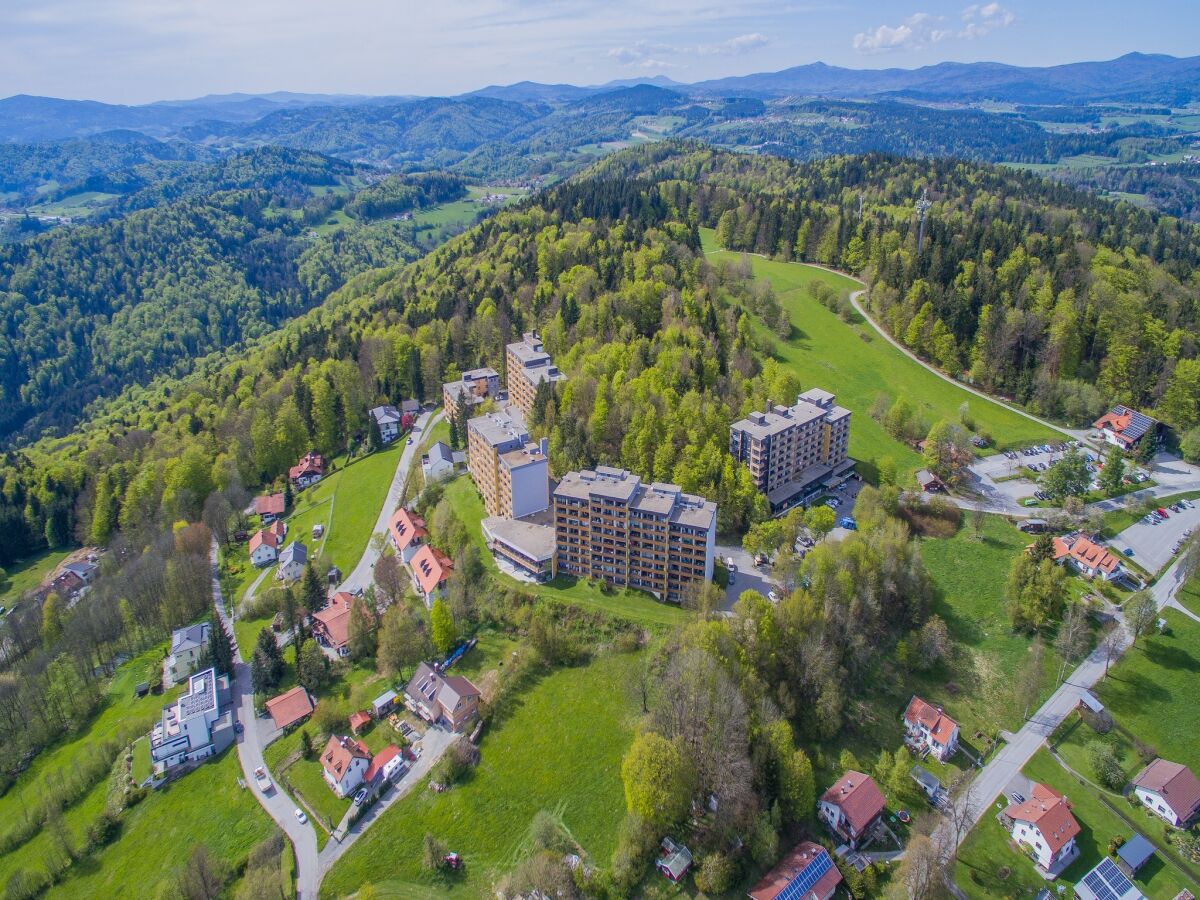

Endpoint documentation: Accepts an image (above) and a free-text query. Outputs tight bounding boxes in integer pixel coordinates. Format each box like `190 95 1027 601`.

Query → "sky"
2 0 1198 104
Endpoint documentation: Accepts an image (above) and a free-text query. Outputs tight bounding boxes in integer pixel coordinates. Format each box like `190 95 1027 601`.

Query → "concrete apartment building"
505 331 566 419
442 366 500 413
149 667 235 774
467 408 550 519
730 387 853 513
553 466 716 602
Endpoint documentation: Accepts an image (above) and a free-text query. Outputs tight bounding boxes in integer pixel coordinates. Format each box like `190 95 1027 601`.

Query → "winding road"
211 406 443 897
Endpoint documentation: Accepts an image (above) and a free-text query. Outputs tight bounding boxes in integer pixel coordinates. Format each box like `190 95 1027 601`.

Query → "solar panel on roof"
1097 858 1134 894
776 851 832 900
1083 870 1117 900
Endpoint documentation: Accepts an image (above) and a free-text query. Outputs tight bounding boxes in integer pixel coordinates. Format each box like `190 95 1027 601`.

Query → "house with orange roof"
289 451 325 489
264 685 314 731
254 492 286 523
748 841 842 900
311 591 364 658
248 528 280 567
408 544 453 606
818 771 886 849
1049 532 1124 581
321 734 372 797
348 710 372 735
363 744 406 796
388 507 428 563
1094 406 1160 452
903 696 960 762
1003 782 1081 874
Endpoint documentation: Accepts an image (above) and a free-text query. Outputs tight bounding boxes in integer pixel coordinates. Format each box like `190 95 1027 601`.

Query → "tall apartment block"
466 408 550 520
442 366 500 414
730 388 853 514
553 466 716 602
505 331 567 419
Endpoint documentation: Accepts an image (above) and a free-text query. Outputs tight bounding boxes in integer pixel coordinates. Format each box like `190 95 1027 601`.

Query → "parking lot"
1110 498 1200 575
717 545 779 610
973 441 1082 480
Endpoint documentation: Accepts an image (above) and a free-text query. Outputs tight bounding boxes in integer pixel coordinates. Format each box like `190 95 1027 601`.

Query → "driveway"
1113 500 1200 576
338 407 443 595
211 542 320 899
717 544 779 611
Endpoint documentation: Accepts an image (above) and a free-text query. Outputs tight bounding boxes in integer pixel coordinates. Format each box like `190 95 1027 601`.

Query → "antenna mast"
915 188 933 252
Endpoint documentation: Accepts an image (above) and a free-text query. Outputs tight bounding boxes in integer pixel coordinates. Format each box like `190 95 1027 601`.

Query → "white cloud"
852 13 951 53
854 3 1014 53
696 32 770 56
608 31 769 68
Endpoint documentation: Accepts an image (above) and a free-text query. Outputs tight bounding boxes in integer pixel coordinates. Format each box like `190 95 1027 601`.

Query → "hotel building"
466 408 550 519
505 331 566 419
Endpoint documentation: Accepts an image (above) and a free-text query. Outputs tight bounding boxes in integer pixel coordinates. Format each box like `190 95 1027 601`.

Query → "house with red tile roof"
1050 532 1123 581
1094 406 1159 452
818 771 886 849
1004 783 1081 874
321 735 371 797
248 528 280 567
264 685 314 731
348 710 372 735
1133 759 1200 827
289 451 325 489
311 592 361 658
408 544 453 606
388 507 428 563
903 696 960 762
254 493 286 523
749 841 842 900
363 744 405 795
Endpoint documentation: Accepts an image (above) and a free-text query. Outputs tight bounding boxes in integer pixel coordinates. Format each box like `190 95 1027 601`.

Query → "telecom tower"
915 188 933 252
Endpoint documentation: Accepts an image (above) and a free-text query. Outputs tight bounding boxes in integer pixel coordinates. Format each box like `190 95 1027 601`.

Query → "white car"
294 808 308 824
768 591 780 602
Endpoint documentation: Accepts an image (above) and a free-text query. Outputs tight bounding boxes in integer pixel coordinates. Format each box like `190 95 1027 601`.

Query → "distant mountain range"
5 53 1200 143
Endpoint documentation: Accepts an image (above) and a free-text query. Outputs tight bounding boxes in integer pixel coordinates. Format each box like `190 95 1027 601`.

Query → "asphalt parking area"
1111 500 1200 575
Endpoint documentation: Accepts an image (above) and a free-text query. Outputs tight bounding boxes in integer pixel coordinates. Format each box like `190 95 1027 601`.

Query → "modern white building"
149 667 234 774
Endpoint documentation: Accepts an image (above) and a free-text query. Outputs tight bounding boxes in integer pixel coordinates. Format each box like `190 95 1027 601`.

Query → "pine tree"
300 561 325 614
367 412 383 453
207 615 234 676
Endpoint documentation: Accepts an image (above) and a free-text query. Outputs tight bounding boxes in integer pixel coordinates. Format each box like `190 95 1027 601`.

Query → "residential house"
149 667 235 773
363 744 405 796
467 408 549 519
422 441 456 483
482 516 555 582
442 366 500 413
62 561 98 586
369 405 404 444
289 451 325 489
404 662 481 731
1075 858 1145 900
1003 783 1081 874
388 508 427 563
408 544 453 606
1132 759 1200 827
165 622 210 686
505 331 567 419
248 529 280 567
730 388 854 513
1094 406 1160 452
1051 532 1124 581
655 838 692 883
553 467 716 602
254 493 286 523
265 685 314 731
748 842 842 900
400 399 421 417
277 541 308 582
311 591 361 658
320 734 372 797
915 469 946 492
903 696 960 762
818 771 886 849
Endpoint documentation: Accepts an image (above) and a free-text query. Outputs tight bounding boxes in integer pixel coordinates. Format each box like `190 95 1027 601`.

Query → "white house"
165 622 210 686
902 696 960 762
370 405 404 444
248 529 279 567
818 771 885 849
421 441 455 482
388 507 427 563
149 667 235 773
277 541 308 582
320 734 371 797
1004 783 1080 874
1132 759 1200 827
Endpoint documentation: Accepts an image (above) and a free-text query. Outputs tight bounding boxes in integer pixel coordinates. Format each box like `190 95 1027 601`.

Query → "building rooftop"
265 685 314 729
554 467 641 502
1005 783 1080 853
427 441 454 464
171 622 210 654
499 442 548 472
483 516 557 562
904 695 958 746
748 841 842 900
821 771 886 835
1117 834 1155 872
507 332 552 366
1076 858 1145 900
254 493 286 516
732 389 850 440
178 668 218 719
370 405 402 426
468 408 530 450
1133 759 1200 818
279 541 308 568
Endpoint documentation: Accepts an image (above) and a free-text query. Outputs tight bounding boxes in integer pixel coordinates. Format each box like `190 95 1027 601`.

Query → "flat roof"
482 516 557 561
468 409 529 449
499 443 547 471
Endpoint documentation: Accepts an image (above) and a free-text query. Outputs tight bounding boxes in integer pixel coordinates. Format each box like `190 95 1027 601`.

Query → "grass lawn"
1093 608 1200 773
701 228 1059 483
0 547 73 608
322 649 643 897
280 753 351 837
322 443 406 573
441 477 690 629
956 749 1190 899
131 737 152 786
1178 576 1200 617
45 749 275 899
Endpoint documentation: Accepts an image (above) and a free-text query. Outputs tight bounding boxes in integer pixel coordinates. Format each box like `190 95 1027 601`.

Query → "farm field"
701 229 1058 483
441 476 690 629
321 648 642 897
408 185 527 244
0 547 73 608
26 190 120 218
955 750 1189 899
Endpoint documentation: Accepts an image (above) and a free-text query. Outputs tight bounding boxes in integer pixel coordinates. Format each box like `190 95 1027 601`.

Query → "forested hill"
0 148 466 443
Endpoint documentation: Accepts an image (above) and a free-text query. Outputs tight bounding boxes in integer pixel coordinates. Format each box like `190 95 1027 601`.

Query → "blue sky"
1 0 1198 104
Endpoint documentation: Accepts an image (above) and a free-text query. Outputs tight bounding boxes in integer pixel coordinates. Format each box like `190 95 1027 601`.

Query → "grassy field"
322 443 405 573
956 749 1189 899
441 477 690 629
700 229 1058 483
1093 608 1200 773
131 737 152 785
322 649 642 897
0 547 73 608
408 186 527 245
44 750 275 899
26 190 119 219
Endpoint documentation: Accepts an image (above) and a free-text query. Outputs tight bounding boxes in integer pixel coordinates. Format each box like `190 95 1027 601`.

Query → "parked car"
1010 792 1025 805
254 766 273 793
768 591 780 602
353 787 368 806
294 808 308 824
839 517 857 530
1157 508 1170 518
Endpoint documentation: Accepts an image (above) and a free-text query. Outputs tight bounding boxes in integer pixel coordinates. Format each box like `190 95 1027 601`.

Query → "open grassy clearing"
26 190 120 218
955 749 1189 899
441 476 690 629
701 228 1058 484
322 648 642 897
320 442 406 573
44 750 275 900
0 547 73 609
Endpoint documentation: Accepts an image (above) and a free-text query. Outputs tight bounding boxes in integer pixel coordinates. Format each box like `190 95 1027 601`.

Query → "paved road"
211 542 320 899
949 554 1192 847
338 407 443 595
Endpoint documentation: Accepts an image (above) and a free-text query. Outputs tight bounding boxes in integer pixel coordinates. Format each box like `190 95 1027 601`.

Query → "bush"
1086 740 1126 790
432 738 479 788
694 853 736 894
609 814 656 895
422 833 448 872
